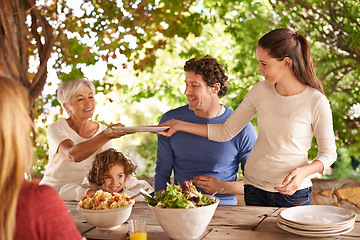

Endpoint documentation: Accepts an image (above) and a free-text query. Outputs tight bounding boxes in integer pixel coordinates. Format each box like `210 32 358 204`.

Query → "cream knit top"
208 81 337 192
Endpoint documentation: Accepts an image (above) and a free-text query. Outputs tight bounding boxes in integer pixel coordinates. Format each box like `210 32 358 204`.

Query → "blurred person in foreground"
40 79 133 198
0 76 83 240
154 56 257 205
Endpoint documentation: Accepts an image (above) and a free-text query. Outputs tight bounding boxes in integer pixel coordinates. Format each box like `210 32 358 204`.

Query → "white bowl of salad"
145 181 219 240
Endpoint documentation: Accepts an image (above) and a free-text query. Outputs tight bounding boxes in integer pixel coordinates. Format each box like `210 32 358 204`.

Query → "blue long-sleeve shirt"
155 105 257 205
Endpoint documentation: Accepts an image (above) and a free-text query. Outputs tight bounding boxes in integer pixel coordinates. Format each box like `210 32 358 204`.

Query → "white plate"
112 126 170 132
277 221 354 237
279 205 357 226
278 218 355 233
277 214 355 231
278 218 355 231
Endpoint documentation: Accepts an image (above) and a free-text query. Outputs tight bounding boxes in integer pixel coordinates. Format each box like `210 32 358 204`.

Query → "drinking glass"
129 219 147 240
24 170 32 182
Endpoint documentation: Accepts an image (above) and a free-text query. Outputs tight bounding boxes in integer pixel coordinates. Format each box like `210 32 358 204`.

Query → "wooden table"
66 202 360 240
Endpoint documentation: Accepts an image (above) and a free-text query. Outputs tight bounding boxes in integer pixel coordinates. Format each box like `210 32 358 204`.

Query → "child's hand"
85 189 97 197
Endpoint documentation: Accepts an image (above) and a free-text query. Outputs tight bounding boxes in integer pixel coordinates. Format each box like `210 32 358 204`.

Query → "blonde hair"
0 77 33 240
57 79 95 107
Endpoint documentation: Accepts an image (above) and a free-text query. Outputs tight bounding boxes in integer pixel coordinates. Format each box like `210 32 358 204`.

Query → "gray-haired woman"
40 79 132 199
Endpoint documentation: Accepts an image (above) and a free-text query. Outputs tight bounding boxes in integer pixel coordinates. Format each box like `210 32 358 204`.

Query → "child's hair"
258 28 324 95
88 148 137 186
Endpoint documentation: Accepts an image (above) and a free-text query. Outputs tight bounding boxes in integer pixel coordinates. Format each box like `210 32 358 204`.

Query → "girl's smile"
102 164 126 193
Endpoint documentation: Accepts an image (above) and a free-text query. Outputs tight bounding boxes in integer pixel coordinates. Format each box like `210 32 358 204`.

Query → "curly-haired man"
154 55 257 205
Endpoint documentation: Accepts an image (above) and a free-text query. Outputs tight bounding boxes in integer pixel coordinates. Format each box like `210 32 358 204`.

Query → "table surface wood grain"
66 201 360 240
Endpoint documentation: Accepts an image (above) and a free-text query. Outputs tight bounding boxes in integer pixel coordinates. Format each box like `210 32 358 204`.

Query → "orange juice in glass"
130 231 147 240
129 219 147 240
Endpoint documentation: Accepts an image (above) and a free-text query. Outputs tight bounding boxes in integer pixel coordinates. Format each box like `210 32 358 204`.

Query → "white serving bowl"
149 196 219 240
79 201 135 230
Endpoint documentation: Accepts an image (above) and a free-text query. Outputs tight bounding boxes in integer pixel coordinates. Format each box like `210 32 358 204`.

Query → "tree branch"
14 0 28 78
26 1 54 84
329 66 355 94
323 64 354 79
25 0 54 106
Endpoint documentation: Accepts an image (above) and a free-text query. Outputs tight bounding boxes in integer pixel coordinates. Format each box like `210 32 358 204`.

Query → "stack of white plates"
277 205 357 237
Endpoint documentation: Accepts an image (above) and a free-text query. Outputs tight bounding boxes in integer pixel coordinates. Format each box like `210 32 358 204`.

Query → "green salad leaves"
145 181 216 208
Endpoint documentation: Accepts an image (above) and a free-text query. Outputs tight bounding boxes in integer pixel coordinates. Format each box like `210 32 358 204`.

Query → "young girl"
59 148 153 201
158 28 337 207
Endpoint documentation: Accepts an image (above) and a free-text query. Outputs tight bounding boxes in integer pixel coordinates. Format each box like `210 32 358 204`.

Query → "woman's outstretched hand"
156 119 208 138
106 123 135 138
156 119 182 137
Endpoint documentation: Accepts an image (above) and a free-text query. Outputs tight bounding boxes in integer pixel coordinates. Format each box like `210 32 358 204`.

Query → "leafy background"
17 0 359 179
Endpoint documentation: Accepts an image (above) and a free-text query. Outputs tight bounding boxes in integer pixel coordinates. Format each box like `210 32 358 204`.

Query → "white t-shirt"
40 119 113 192
208 81 337 192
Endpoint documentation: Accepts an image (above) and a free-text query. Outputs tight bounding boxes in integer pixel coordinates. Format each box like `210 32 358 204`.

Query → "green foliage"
32 125 49 174
40 0 207 80
327 148 360 180
32 0 360 179
137 139 159 177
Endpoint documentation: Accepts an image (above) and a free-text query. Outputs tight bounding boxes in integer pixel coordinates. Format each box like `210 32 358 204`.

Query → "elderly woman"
40 79 131 197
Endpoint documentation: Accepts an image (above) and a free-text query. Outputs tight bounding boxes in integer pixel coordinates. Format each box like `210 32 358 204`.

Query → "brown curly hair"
88 148 137 186
184 55 229 98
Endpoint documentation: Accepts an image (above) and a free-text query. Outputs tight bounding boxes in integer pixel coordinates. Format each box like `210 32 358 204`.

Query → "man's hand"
191 175 225 194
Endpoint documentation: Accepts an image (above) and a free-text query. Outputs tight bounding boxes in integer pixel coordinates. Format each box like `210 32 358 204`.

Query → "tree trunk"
0 0 54 111
0 0 23 79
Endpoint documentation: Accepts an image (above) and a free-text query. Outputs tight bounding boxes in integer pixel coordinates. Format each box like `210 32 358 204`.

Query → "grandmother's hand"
105 123 135 139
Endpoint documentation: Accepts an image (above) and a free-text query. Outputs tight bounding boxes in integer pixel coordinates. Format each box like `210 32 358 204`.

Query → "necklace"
216 105 225 117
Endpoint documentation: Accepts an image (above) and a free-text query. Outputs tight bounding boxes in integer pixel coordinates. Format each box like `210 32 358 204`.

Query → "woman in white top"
40 79 133 195
157 28 337 207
